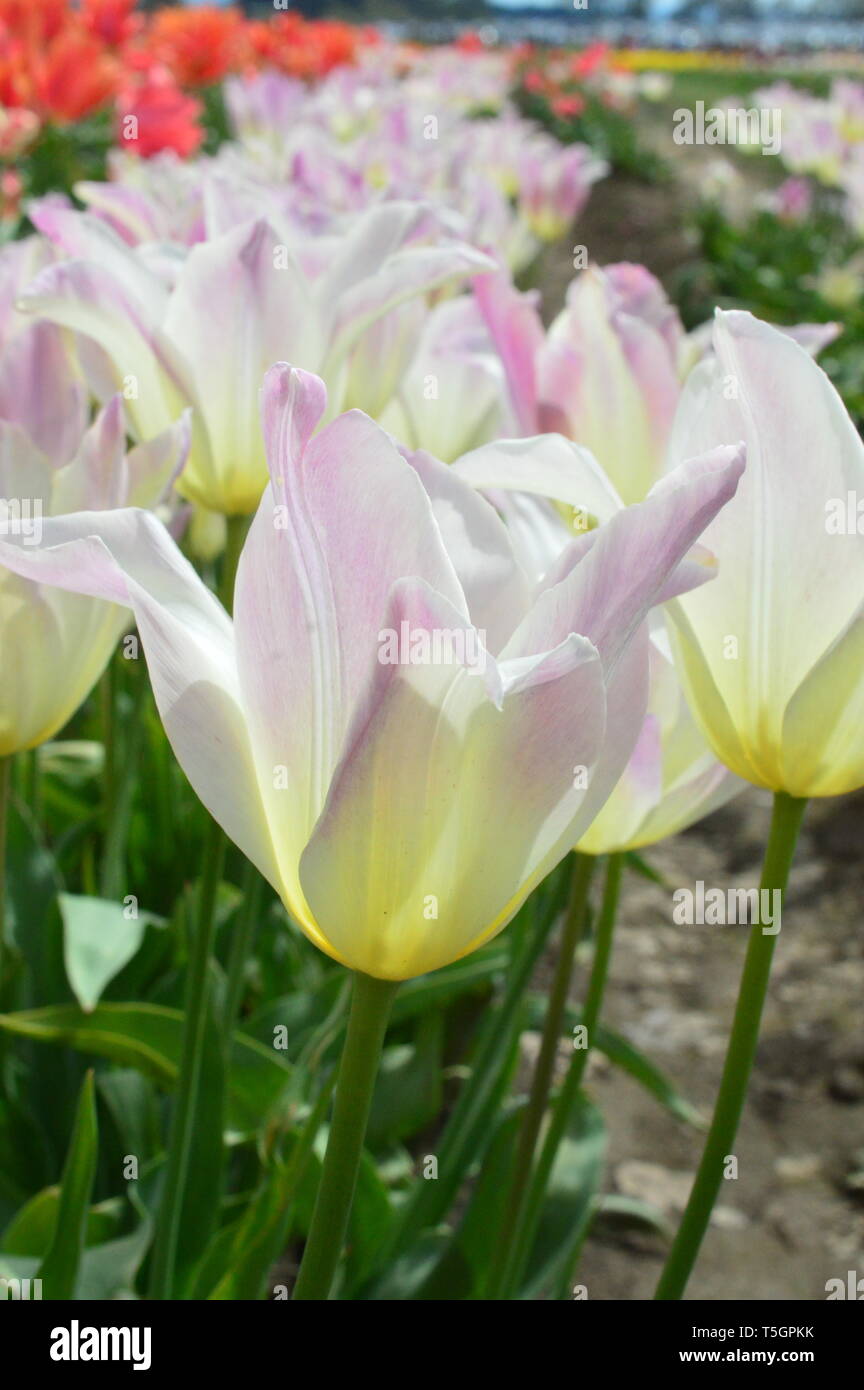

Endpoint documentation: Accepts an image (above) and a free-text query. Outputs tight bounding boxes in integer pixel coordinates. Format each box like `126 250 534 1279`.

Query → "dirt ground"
527 131 864 1302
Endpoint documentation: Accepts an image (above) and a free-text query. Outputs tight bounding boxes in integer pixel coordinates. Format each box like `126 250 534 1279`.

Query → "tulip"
19 202 494 515
666 309 864 799
448 427 743 1300
654 309 863 1300
0 395 189 756
377 296 511 462
516 141 607 243
537 262 686 504
1 363 745 979
476 264 840 509
4 364 743 1301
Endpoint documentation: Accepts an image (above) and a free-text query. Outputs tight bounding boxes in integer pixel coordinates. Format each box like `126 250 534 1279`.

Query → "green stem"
293 971 397 1301
148 814 225 1299
487 852 596 1297
100 659 116 864
219 514 249 615
0 756 10 1000
499 851 622 1298
654 792 808 1301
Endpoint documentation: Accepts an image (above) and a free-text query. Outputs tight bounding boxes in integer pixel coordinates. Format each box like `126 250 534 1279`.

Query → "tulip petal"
0 322 88 468
669 310 864 767
233 366 469 912
299 576 606 979
504 443 746 672
780 596 864 796
20 259 191 444
0 510 279 885
404 446 532 651
162 220 323 512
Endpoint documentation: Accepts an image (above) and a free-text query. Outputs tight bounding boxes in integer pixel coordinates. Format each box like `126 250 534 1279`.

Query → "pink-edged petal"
298 576 607 979
27 202 168 314
233 366 469 904
19 259 192 445
669 310 864 754
473 269 543 434
0 510 279 886
403 446 532 652
162 220 323 512
0 322 88 468
503 443 746 673
322 204 495 369
452 433 624 523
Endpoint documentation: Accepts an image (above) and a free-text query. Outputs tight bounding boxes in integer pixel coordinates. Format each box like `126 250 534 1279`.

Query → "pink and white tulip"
668 309 864 797
19 202 493 516
1 366 744 979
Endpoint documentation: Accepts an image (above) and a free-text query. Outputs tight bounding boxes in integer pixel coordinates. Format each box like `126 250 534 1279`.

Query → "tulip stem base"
293 970 397 1301
655 791 808 1301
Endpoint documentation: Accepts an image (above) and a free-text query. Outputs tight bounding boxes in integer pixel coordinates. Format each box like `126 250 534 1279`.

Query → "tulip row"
0 30 860 1304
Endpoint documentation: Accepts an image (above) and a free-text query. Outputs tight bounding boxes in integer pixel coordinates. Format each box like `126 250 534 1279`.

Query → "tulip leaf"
520 1094 607 1300
59 893 153 1013
36 1071 98 1300
593 1192 674 1241
366 1012 444 1147
73 1216 153 1301
1 1187 120 1258
411 1105 524 1301
96 1068 161 1165
0 1002 294 1137
167 966 225 1298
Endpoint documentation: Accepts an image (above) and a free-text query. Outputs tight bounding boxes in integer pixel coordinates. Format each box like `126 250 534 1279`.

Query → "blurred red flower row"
0 1 376 159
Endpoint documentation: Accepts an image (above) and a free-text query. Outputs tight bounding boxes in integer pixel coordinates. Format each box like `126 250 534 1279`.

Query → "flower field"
1 1 863 1323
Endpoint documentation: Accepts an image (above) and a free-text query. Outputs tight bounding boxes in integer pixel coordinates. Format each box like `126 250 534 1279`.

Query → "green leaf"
37 1071 98 1300
415 1105 524 1301
1 1187 119 1258
0 1002 294 1138
363 1231 453 1302
365 864 570 1284
60 893 153 1013
367 1012 443 1147
75 1214 153 1300
96 1069 161 1164
343 1153 394 1293
593 1193 673 1241
624 849 671 889
520 1094 607 1301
